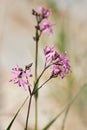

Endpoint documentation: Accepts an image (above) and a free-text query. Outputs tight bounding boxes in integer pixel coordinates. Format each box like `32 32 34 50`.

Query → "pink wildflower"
44 45 70 78
51 54 70 78
44 45 58 63
51 65 61 78
40 21 54 34
9 65 32 90
38 6 51 19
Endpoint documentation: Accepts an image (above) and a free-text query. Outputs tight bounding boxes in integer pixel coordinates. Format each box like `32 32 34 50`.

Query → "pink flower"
58 54 70 72
51 54 70 78
44 45 70 78
40 21 54 34
51 65 61 78
44 45 58 63
38 6 51 19
9 65 32 90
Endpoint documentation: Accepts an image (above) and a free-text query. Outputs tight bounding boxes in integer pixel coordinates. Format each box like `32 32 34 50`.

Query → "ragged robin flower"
44 45 58 63
37 6 51 19
9 64 32 90
44 45 70 78
40 21 54 34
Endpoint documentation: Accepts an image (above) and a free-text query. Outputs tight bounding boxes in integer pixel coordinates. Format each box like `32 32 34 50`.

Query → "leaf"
6 96 29 130
42 108 66 130
42 83 87 130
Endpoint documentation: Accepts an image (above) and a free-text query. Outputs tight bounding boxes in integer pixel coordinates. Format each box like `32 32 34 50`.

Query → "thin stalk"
34 78 51 130
35 97 38 130
61 83 87 130
24 77 32 130
42 83 87 130
37 64 51 83
33 63 54 92
34 43 38 130
34 15 42 130
33 66 46 93
34 22 39 130
25 95 32 130
26 77 32 95
35 41 38 81
33 78 51 94
61 105 70 130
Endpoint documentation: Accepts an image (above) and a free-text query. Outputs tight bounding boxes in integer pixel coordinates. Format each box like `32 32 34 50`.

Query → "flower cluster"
9 6 71 91
44 45 58 62
9 64 32 90
44 45 70 79
38 6 51 19
9 6 71 130
32 6 54 34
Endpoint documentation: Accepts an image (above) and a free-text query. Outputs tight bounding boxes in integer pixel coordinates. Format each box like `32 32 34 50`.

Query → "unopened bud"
25 63 33 70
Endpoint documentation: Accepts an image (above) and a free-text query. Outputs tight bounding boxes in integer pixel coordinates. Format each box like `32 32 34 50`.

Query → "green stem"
35 97 38 130
35 41 38 80
25 95 32 130
33 78 51 94
61 105 70 130
34 24 39 130
33 65 48 93
34 44 38 130
34 16 42 130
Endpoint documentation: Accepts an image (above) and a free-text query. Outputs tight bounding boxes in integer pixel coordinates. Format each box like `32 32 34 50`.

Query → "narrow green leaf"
42 83 87 130
6 96 29 130
42 108 66 130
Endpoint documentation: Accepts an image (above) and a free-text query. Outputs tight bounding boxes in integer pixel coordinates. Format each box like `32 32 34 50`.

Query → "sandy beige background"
0 0 87 130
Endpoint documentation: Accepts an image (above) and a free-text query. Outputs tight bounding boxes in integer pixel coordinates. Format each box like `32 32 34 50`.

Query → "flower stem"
25 95 32 130
35 97 38 130
34 14 42 130
33 77 51 94
34 51 38 129
35 41 38 80
34 24 39 130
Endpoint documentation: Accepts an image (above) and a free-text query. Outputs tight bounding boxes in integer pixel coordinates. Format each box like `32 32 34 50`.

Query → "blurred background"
0 0 87 130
